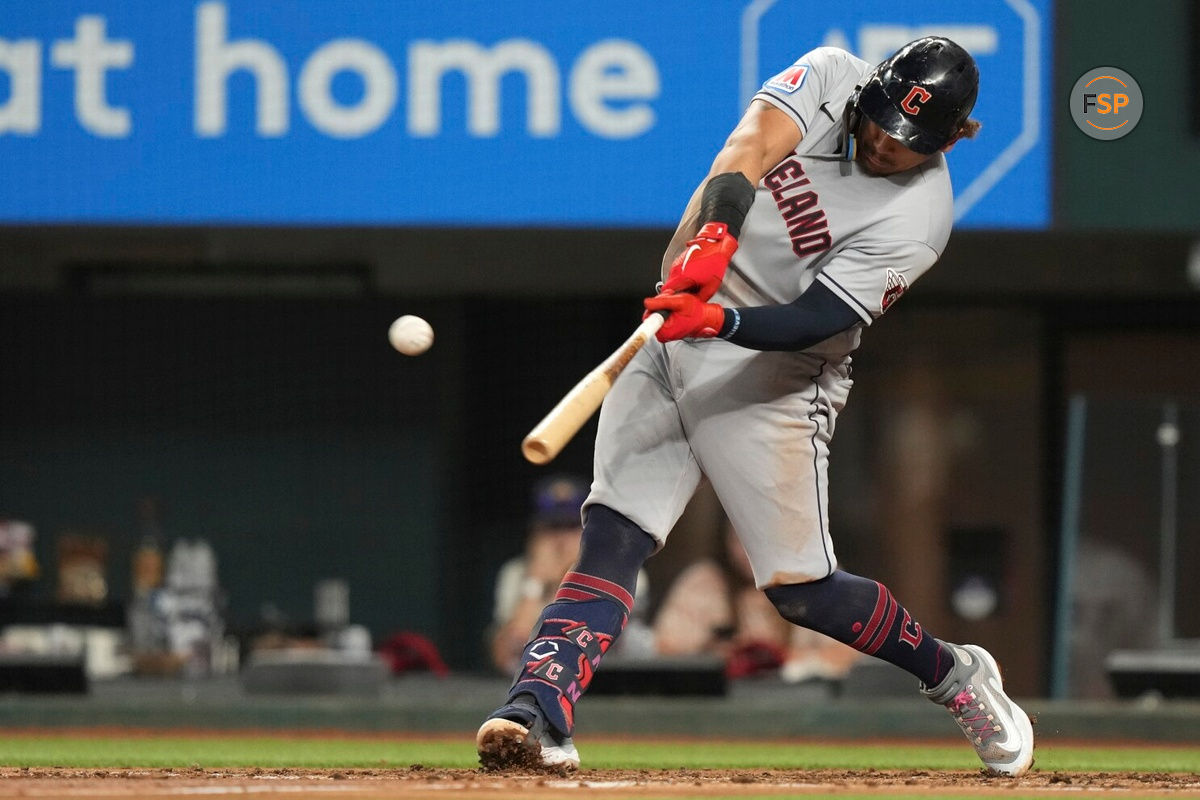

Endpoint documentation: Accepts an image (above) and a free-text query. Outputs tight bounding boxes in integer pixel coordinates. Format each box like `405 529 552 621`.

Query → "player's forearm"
707 136 775 190
663 107 795 270
661 183 706 273
673 134 771 248
663 166 757 267
660 172 754 281
719 280 862 351
709 99 805 186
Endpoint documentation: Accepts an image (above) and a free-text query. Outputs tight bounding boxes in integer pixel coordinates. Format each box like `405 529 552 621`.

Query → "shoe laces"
948 686 1000 744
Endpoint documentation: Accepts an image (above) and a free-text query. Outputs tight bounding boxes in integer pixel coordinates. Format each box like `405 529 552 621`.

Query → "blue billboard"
0 1 1050 227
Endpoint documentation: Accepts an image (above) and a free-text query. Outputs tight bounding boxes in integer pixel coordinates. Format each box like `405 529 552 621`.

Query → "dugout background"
3 230 1199 699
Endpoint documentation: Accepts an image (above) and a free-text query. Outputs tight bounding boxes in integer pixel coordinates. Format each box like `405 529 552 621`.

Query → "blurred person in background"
1070 537 1157 698
0 520 39 600
489 475 650 675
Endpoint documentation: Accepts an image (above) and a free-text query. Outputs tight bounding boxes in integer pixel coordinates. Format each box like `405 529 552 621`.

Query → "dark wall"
1055 0 1200 230
2 281 1198 693
0 290 677 668
0 296 448 642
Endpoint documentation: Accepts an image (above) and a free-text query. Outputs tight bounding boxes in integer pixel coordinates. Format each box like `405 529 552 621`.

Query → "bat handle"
639 310 666 338
596 312 664 382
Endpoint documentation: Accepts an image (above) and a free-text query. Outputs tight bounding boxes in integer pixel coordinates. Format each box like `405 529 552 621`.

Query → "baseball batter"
477 37 1034 777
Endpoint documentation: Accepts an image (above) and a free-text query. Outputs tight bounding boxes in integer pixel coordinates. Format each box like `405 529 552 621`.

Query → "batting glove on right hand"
660 222 738 303
643 292 726 342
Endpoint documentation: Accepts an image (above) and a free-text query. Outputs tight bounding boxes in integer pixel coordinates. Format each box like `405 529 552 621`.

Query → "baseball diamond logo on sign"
740 0 1049 228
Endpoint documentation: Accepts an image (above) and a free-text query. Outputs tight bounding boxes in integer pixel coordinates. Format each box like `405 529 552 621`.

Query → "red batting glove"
643 292 726 342
660 222 738 302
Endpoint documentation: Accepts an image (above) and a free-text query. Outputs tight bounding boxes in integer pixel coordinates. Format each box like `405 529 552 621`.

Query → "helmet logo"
900 86 933 115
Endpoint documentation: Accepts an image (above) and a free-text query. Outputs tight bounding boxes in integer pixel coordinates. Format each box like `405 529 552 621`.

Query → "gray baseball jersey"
586 46 956 587
720 46 954 360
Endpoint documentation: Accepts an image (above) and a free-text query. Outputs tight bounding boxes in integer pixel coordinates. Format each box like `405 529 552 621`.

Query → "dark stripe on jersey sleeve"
752 91 809 134
719 280 862 352
814 272 874 323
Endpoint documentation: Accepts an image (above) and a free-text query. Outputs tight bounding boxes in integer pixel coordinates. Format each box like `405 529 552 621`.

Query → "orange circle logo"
1070 67 1143 140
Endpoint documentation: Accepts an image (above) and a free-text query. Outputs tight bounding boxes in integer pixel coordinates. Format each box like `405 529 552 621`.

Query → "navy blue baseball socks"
478 505 654 770
477 572 633 769
765 571 956 686
921 642 1035 776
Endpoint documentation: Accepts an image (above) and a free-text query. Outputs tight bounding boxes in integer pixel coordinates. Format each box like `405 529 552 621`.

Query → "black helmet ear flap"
841 84 863 162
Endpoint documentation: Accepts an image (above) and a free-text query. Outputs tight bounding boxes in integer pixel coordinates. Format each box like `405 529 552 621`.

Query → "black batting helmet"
848 37 979 156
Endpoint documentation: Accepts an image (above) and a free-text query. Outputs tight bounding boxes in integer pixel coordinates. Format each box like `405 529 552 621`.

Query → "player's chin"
856 153 890 176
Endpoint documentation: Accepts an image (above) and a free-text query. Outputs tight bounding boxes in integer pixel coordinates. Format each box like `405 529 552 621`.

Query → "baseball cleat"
921 642 1034 777
476 695 580 771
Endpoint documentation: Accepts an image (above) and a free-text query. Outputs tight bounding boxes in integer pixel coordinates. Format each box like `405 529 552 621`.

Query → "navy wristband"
718 308 741 339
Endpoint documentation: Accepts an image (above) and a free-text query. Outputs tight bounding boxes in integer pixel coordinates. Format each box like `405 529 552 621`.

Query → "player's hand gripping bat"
521 312 665 465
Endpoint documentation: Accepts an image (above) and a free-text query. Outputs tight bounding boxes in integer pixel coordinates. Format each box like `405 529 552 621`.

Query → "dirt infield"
2 766 1199 798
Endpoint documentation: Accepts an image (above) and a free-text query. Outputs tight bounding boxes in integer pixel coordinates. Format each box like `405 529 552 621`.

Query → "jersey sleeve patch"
815 240 939 324
765 64 809 93
880 269 909 314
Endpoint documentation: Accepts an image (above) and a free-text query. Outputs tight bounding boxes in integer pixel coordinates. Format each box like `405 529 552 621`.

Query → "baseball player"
477 37 1034 777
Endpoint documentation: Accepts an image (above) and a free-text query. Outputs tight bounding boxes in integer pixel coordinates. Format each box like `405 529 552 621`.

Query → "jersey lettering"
786 210 825 233
765 158 832 258
778 191 818 219
764 160 806 191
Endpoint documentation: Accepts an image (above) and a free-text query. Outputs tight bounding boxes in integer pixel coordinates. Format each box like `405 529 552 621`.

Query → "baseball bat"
521 312 665 465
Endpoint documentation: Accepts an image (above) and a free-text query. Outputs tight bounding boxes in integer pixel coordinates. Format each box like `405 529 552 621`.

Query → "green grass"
0 734 1196 774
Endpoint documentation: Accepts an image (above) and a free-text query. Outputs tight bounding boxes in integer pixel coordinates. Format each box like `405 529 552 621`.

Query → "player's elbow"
712 128 776 185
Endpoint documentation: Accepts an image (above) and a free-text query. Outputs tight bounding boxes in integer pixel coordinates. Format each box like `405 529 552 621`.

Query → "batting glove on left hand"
643 292 726 342
659 222 738 303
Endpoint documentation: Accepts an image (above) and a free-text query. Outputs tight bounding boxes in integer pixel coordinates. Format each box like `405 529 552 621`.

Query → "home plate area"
1 766 1197 798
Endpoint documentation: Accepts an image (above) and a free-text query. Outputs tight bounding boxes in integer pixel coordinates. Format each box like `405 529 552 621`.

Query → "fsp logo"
1069 66 1143 140
900 86 932 115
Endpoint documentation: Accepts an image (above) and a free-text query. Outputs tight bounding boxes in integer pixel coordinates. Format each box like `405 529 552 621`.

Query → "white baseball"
388 315 434 356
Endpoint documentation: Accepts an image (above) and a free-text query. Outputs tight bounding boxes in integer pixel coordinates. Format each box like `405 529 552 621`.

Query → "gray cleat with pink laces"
921 642 1034 776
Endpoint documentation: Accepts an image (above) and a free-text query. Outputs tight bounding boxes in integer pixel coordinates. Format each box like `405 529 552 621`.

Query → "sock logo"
572 627 595 650
528 641 561 660
511 599 628 738
558 619 613 662
575 654 594 691
899 609 923 649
